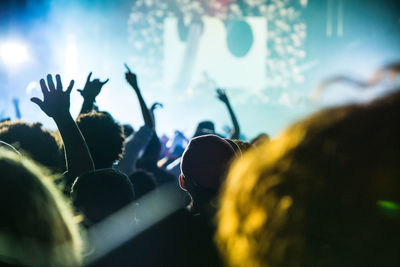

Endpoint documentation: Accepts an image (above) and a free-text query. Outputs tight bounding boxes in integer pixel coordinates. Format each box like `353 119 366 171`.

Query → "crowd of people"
0 61 399 267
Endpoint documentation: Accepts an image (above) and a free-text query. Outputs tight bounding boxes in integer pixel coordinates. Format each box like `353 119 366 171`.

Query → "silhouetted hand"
31 74 74 118
216 88 240 139
216 88 229 103
77 72 109 101
150 102 163 112
124 63 139 90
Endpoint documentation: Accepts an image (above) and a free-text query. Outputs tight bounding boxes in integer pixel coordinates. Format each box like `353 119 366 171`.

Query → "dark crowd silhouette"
1 56 400 266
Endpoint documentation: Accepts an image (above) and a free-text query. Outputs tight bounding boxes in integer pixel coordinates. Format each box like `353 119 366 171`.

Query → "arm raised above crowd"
31 74 94 178
216 88 240 139
78 72 109 114
149 102 163 129
125 63 154 130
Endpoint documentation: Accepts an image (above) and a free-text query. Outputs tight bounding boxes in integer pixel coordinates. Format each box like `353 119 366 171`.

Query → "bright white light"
300 0 308 8
0 41 29 67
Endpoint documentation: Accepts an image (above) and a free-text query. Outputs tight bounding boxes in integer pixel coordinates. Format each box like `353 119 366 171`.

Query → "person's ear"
179 175 186 191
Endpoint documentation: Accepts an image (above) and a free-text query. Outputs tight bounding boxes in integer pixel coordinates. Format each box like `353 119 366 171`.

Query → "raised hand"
124 63 154 129
150 102 163 112
124 63 139 90
216 88 240 139
216 88 229 103
77 72 109 101
31 74 94 183
31 74 74 118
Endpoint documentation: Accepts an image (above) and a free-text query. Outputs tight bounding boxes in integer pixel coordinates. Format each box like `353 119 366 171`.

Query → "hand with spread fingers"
31 74 74 118
216 88 229 104
77 72 109 101
31 74 94 181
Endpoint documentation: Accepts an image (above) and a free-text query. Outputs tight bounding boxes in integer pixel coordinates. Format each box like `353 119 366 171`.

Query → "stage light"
0 41 29 68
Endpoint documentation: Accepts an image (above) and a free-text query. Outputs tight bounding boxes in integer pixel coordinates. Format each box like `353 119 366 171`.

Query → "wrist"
53 111 72 122
83 96 96 103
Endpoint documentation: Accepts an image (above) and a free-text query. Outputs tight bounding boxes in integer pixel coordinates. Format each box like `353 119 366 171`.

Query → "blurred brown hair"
217 90 400 267
0 149 82 266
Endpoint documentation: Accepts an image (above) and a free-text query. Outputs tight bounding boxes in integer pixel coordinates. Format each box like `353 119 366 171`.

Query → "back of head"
217 91 400 267
232 140 252 153
0 149 81 266
193 120 215 138
136 134 162 169
0 121 63 171
71 169 135 226
250 133 270 146
76 111 125 169
129 170 157 199
180 134 236 211
122 124 134 138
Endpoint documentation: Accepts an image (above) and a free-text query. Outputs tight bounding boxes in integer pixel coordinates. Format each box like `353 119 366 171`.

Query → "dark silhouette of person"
71 168 135 228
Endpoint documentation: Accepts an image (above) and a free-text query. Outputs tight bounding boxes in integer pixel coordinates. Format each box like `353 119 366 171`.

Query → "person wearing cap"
179 134 237 215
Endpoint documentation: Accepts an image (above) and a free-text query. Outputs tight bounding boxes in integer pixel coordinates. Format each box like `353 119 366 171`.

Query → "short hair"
0 148 82 266
76 111 125 169
129 169 158 199
217 90 400 267
71 169 135 226
0 121 64 171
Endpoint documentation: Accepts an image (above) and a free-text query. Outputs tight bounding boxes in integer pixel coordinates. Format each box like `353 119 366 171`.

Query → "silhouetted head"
217 90 400 267
0 149 82 266
123 124 134 137
76 111 125 169
232 139 252 153
129 169 158 200
180 134 236 213
0 121 64 171
224 138 241 156
193 120 215 138
71 169 135 226
136 133 161 169
250 132 270 146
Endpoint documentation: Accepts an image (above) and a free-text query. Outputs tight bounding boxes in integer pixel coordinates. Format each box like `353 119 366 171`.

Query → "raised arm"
78 72 109 114
12 98 21 119
31 74 94 178
149 102 163 129
124 64 154 130
216 88 240 139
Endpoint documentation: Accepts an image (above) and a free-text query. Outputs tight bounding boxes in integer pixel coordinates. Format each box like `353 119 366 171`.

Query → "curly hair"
217 90 400 267
0 121 64 172
76 111 125 169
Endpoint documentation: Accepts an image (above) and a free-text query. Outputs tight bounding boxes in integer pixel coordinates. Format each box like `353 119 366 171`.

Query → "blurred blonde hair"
217 90 400 267
0 148 82 266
